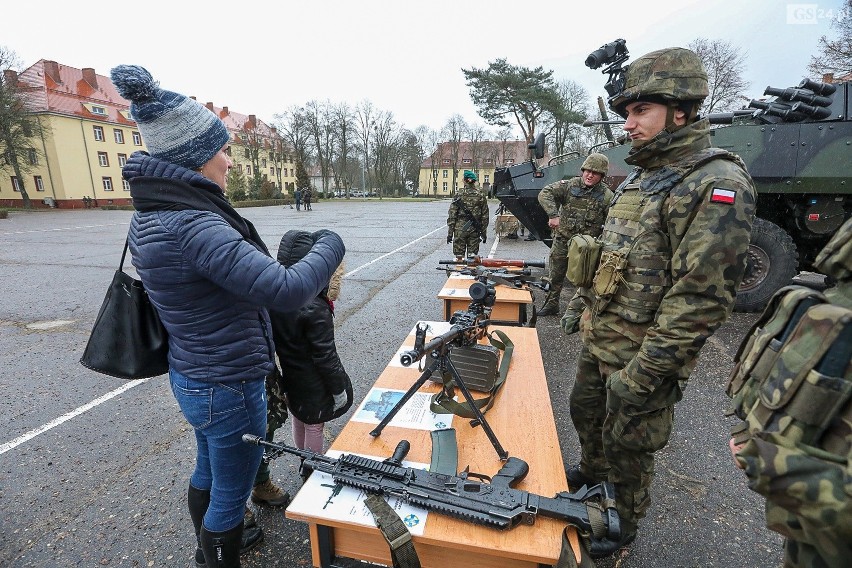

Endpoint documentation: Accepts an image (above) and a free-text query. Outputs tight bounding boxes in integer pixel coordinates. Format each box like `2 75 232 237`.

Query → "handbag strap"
119 238 130 271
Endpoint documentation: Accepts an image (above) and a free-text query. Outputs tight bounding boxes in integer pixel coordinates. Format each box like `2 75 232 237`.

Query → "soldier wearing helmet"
537 153 613 319
567 47 756 558
447 170 489 259
727 217 852 568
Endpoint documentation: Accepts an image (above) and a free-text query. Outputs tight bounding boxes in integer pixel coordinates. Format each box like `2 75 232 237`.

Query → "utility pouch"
566 235 602 288
592 249 628 299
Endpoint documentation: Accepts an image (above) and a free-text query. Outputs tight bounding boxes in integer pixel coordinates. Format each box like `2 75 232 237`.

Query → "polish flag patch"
710 187 736 204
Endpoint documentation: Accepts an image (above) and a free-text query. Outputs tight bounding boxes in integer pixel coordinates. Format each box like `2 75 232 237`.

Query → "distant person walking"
294 189 302 211
304 188 313 211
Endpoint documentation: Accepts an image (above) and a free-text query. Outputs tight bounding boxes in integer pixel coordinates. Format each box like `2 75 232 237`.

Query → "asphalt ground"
0 200 796 567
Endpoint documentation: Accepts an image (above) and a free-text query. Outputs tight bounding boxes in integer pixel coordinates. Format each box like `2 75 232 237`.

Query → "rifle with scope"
243 435 624 556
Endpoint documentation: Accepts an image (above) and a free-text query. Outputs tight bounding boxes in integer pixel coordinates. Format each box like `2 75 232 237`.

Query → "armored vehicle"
494 76 851 311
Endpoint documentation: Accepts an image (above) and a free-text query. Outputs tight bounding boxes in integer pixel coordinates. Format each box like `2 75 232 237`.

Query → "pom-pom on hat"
110 65 229 170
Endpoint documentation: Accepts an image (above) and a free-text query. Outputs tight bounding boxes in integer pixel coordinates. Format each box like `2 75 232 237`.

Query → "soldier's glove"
606 369 650 411
481 234 487 244
332 391 348 412
447 235 453 244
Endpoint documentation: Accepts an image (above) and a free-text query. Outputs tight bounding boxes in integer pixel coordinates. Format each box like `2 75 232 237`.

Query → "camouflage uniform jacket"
726 219 852 567
585 119 756 410
447 185 489 237
538 177 612 241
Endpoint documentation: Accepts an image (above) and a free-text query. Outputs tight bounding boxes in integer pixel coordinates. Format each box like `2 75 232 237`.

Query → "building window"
261 158 267 168
237 164 243 173
118 153 128 166
290 168 294 177
442 169 448 178
442 181 448 192
269 152 274 161
102 177 114 191
122 179 130 191
132 131 142 146
98 152 109 167
270 167 275 176
462 158 471 164
91 105 107 116
224 146 232 156
27 148 38 165
34 175 45 191
485 158 493 165
114 129 124 144
506 159 514 165
11 176 22 191
244 148 250 158
93 125 104 141
484 174 490 183
442 159 450 165
246 165 252 175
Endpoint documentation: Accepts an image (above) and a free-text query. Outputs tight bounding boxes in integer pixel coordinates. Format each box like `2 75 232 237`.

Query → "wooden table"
286 322 580 568
438 275 533 326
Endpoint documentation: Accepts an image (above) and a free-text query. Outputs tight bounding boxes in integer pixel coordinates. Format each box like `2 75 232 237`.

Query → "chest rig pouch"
566 234 602 288
726 285 852 453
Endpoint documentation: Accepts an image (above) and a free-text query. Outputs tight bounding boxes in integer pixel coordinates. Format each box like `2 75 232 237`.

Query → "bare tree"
305 100 335 196
371 111 398 198
239 115 265 199
355 101 376 196
441 114 468 194
414 125 439 196
688 37 751 113
544 79 590 156
273 105 313 169
808 1 852 78
0 46 41 208
330 102 357 195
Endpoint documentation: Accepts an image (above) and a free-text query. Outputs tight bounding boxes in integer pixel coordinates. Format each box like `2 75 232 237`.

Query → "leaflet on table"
288 449 429 535
351 387 454 430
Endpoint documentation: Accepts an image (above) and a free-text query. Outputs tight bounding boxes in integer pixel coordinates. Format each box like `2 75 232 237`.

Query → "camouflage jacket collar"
625 119 711 170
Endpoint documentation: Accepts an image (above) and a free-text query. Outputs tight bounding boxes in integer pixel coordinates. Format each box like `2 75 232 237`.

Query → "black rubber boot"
200 523 243 568
187 485 211 567
565 465 600 490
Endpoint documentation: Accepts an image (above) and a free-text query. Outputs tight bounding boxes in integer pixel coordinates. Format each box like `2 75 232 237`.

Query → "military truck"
494 77 851 312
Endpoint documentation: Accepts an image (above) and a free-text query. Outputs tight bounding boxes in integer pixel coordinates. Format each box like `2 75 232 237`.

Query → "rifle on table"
440 265 549 292
243 436 623 555
439 258 546 269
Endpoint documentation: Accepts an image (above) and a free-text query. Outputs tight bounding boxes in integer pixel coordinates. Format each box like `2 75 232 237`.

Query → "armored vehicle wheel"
735 218 798 312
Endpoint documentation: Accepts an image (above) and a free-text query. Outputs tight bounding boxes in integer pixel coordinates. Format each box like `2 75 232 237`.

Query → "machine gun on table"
438 258 548 291
371 280 512 460
243 435 624 556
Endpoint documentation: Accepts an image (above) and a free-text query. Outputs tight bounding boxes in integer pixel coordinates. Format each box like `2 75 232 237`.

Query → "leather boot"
537 302 560 316
565 465 600 490
188 485 211 567
200 523 243 568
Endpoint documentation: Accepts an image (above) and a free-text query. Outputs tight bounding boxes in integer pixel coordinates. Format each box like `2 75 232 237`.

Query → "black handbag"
80 239 169 379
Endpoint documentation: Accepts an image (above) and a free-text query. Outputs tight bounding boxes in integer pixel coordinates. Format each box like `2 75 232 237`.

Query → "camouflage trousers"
542 237 570 308
570 345 675 530
452 228 482 258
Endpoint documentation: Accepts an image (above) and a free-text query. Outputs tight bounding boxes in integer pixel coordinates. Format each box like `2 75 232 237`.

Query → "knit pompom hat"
110 65 229 170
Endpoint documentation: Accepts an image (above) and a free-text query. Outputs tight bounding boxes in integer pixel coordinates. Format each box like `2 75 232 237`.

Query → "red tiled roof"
16 59 280 143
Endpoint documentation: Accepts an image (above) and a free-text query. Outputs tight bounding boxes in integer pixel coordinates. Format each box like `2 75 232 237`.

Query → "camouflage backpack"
725 285 852 451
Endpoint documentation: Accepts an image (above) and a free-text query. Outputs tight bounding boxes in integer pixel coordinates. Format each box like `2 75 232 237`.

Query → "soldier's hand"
481 235 487 244
447 235 453 244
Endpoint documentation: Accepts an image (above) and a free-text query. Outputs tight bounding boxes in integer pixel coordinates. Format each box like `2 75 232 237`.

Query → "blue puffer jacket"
127 170 344 383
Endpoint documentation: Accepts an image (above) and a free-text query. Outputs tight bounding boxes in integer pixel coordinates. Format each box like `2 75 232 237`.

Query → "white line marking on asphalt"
344 226 445 277
0 379 150 455
0 222 127 236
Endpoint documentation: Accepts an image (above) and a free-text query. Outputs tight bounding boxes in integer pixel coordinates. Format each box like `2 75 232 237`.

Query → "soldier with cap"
447 170 489 260
566 47 756 557
726 217 852 568
537 153 612 319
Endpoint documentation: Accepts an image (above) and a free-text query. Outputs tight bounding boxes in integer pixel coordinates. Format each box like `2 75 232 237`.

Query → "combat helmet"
581 153 609 175
814 217 852 282
608 47 709 119
463 170 478 182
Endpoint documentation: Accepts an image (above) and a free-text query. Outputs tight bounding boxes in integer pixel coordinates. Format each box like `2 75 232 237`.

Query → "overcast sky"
3 0 847 137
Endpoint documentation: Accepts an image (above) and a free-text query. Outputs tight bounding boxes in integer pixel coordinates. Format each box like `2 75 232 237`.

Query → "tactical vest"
590 148 737 323
558 183 610 239
726 285 852 456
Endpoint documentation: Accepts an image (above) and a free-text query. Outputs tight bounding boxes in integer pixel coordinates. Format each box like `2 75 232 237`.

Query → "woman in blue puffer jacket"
110 65 344 568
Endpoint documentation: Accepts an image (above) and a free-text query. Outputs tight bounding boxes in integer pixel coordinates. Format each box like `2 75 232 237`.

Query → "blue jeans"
170 369 266 532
